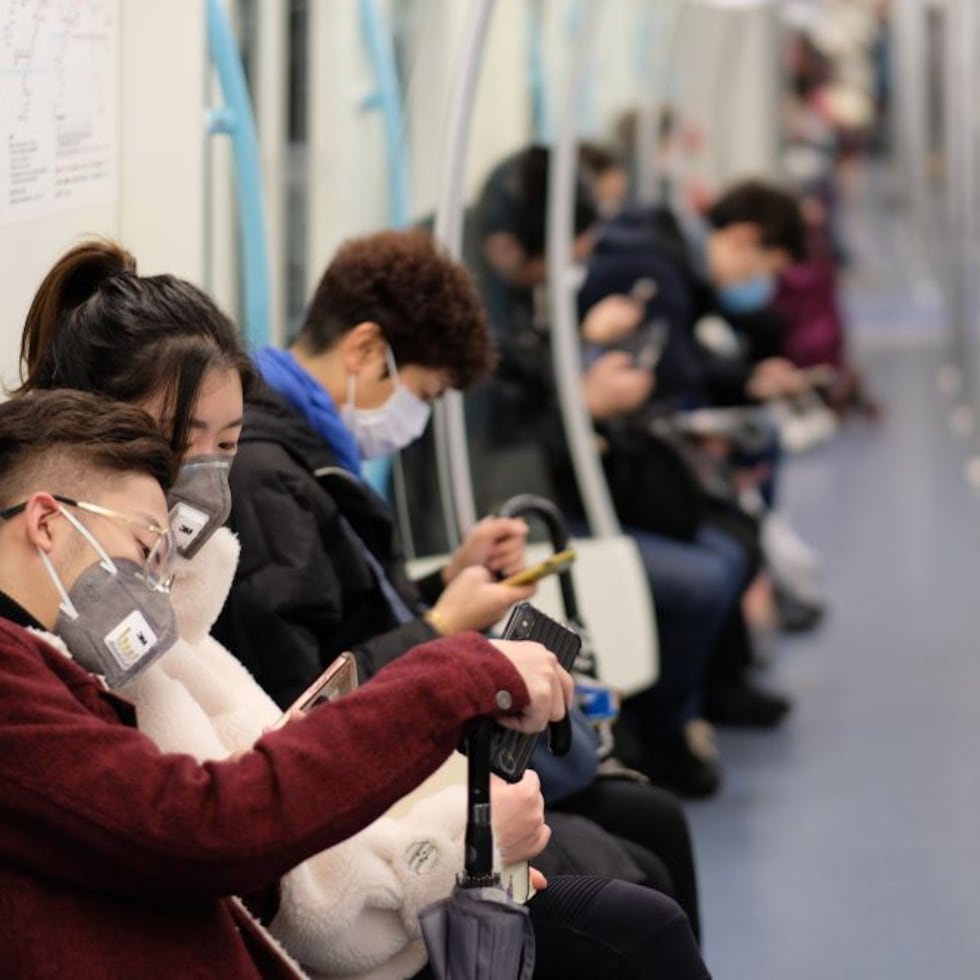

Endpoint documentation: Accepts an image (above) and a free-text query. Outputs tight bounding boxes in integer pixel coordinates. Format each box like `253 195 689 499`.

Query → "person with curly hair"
215 228 711 975
214 228 539 703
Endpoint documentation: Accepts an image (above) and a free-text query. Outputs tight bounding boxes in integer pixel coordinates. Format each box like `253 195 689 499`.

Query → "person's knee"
659 556 737 621
532 877 709 979
596 880 708 980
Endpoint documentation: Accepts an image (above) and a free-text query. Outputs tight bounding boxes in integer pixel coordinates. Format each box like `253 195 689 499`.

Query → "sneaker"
706 683 792 729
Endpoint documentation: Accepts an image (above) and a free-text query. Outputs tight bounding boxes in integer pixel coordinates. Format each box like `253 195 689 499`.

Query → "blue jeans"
627 524 749 731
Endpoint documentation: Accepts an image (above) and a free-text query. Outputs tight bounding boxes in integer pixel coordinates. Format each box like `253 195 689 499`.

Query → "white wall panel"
0 0 208 389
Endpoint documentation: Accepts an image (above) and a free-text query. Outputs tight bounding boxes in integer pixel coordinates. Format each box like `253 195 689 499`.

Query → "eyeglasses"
0 494 176 591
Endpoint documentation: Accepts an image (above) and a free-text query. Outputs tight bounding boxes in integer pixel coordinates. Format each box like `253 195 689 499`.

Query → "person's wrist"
425 608 453 636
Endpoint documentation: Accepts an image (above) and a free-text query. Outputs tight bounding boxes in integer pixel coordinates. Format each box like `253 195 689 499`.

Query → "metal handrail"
358 0 412 229
527 0 551 143
206 0 271 348
546 0 620 539
431 0 498 549
357 0 413 502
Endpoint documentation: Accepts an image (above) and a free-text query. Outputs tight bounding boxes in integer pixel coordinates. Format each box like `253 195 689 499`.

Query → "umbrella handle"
463 721 497 886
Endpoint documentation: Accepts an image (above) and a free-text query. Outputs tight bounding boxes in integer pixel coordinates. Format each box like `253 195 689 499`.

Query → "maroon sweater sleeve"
0 624 528 901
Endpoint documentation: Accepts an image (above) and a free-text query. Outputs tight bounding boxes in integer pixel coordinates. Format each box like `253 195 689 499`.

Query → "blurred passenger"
574 150 830 621
780 36 882 418
0 389 580 979
473 148 795 802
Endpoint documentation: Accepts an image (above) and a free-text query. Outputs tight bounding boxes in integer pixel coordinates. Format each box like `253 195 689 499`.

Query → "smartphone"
270 652 358 729
489 603 582 783
501 549 576 587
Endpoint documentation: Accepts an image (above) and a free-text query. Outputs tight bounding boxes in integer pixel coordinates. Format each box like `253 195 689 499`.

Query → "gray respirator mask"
166 455 233 559
39 508 178 689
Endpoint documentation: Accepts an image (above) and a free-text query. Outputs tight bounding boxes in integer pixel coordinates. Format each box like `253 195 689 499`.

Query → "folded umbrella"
419 722 535 980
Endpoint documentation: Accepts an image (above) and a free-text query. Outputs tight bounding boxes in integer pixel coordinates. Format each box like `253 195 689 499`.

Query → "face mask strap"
36 546 80 621
179 455 232 473
345 368 359 411
346 343 400 413
59 506 117 576
384 344 400 387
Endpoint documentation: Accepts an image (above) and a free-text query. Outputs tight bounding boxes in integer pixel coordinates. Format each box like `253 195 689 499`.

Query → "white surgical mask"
340 346 432 459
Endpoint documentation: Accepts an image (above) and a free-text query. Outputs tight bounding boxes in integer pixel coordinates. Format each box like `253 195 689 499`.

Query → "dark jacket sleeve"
0 626 528 902
351 618 440 681
217 443 440 705
414 568 448 608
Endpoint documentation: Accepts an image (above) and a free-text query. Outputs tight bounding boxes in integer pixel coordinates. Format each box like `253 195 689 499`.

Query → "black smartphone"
489 602 582 783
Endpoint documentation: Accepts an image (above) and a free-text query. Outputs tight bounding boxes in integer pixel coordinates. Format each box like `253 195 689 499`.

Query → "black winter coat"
213 388 444 709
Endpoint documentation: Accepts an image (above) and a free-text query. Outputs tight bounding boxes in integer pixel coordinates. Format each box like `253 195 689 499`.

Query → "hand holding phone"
269 652 358 730
489 603 582 783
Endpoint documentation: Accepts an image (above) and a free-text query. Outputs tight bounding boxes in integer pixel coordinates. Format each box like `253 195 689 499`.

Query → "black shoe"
611 718 722 799
659 737 722 800
706 683 792 729
776 589 826 634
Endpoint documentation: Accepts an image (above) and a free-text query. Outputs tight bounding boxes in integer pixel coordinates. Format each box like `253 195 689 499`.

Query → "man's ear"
340 321 385 375
764 248 794 274
484 232 526 277
23 493 63 555
726 222 763 249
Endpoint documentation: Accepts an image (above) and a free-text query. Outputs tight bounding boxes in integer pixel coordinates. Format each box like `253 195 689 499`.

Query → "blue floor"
687 200 980 976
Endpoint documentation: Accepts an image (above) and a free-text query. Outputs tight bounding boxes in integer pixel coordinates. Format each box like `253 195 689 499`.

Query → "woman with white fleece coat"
124 526 494 980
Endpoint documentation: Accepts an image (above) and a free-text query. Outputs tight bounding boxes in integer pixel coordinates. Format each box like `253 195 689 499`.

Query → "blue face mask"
717 275 777 315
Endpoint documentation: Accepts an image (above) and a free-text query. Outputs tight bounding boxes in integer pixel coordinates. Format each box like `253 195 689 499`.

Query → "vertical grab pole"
431 0 498 550
634 0 661 207
358 0 412 229
357 0 412 504
943 0 971 407
206 0 271 348
527 0 551 143
547 0 620 539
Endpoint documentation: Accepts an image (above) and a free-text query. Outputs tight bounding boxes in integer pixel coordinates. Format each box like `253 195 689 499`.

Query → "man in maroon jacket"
0 390 571 979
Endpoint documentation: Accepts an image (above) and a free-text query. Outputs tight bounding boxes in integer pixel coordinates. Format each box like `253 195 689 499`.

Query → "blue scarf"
253 346 362 475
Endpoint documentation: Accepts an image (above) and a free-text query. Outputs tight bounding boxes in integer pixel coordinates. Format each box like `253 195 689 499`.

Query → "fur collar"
169 527 240 643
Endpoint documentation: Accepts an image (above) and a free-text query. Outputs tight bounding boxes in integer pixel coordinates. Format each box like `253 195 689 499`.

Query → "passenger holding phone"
215 230 541 704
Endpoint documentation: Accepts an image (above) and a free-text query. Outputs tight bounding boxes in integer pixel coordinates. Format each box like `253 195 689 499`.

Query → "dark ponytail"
15 239 254 455
19 238 136 391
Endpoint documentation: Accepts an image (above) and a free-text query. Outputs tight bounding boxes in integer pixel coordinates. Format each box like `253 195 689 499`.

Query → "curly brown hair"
296 229 496 389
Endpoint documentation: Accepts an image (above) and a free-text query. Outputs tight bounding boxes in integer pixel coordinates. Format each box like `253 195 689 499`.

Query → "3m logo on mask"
103 610 159 669
171 502 209 551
